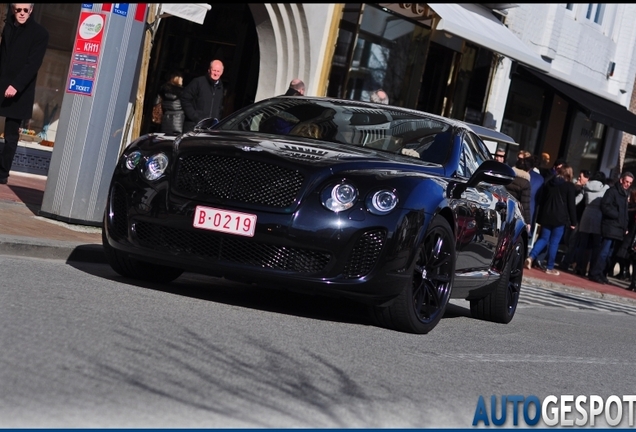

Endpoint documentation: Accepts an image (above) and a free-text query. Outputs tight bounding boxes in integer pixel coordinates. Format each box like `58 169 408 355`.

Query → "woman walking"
572 171 609 277
525 164 578 275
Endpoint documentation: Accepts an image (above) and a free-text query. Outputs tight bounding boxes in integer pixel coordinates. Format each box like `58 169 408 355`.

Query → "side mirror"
194 117 219 131
467 160 515 188
449 160 515 198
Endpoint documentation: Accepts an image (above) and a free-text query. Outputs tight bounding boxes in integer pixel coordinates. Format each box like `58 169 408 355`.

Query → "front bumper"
104 178 426 302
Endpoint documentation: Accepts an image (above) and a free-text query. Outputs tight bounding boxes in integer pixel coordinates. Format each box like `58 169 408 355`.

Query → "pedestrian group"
496 145 636 292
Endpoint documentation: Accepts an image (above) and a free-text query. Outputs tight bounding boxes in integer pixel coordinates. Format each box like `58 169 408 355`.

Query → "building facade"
5 3 636 188
323 3 636 179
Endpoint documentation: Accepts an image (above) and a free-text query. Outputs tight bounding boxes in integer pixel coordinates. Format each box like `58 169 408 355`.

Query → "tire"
372 216 455 334
470 236 524 323
102 227 184 283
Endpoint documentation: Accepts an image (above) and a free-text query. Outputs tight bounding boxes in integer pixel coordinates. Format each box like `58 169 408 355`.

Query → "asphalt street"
1 171 635 306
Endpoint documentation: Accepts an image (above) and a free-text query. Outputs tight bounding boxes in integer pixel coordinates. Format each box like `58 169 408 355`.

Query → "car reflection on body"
102 96 527 334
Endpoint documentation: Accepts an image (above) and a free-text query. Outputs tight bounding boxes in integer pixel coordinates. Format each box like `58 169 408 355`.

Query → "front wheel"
470 236 524 323
371 216 455 334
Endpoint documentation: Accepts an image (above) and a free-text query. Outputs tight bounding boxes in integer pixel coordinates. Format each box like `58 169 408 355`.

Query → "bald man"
370 89 389 104
283 78 305 96
180 59 225 132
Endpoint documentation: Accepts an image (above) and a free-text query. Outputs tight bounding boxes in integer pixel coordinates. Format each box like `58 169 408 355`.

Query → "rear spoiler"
465 123 517 146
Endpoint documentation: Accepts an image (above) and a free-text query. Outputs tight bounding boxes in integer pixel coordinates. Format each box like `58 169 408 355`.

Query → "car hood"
176 130 443 172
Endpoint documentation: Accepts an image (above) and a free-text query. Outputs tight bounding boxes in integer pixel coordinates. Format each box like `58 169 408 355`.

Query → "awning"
159 4 211 25
526 68 636 136
427 4 550 73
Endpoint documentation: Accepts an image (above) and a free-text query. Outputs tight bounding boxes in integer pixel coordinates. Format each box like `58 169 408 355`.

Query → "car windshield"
216 98 453 164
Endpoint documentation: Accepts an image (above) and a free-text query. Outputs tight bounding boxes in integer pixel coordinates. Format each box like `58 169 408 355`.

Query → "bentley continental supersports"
102 96 527 334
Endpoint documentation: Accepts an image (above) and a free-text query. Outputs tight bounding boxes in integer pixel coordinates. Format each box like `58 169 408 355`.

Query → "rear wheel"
102 227 184 283
470 236 524 323
372 216 455 334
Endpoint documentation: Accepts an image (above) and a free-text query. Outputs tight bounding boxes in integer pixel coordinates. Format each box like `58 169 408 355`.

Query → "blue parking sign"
113 4 129 17
68 78 94 95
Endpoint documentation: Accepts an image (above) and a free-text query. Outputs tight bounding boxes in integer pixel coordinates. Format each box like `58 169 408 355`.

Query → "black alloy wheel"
372 216 455 334
470 236 524 323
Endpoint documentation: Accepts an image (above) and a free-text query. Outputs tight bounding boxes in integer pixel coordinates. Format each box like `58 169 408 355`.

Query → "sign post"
40 4 148 226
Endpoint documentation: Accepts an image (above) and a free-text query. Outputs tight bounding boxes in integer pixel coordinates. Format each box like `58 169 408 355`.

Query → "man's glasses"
14 8 30 13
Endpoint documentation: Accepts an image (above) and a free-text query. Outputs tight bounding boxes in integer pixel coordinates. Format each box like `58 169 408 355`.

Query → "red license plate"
193 206 257 237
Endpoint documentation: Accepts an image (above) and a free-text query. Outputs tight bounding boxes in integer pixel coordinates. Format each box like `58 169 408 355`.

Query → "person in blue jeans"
587 171 634 284
525 164 578 275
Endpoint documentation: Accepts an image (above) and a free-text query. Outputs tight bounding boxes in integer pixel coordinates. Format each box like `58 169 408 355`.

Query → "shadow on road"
68 260 474 332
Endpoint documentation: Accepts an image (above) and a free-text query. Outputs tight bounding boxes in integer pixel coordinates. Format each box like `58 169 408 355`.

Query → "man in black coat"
180 59 225 133
0 4 49 184
588 171 634 284
283 78 305 96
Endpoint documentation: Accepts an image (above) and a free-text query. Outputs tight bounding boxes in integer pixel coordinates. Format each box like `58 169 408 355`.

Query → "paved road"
518 284 636 316
2 256 636 428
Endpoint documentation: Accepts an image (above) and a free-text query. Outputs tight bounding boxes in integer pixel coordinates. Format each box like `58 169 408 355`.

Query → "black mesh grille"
175 155 304 208
343 229 386 278
110 185 129 239
134 221 331 273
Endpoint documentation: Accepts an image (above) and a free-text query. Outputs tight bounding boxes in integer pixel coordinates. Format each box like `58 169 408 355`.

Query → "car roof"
463 122 517 146
275 95 468 126
277 97 517 144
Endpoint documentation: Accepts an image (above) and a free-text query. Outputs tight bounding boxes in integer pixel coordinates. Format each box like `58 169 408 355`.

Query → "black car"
102 96 527 334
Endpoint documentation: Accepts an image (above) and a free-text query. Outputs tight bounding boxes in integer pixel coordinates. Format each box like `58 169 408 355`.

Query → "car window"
469 132 495 163
216 98 454 164
459 131 491 178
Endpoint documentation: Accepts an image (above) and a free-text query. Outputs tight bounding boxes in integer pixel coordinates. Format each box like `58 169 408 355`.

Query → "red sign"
75 12 106 55
135 4 147 22
67 12 107 96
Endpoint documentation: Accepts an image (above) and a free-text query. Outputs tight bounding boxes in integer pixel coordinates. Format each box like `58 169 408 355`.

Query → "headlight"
143 153 169 181
367 189 398 215
124 151 142 170
321 182 358 212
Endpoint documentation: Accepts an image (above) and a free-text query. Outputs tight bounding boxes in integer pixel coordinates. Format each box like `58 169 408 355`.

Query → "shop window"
501 78 545 155
567 112 605 174
327 4 429 108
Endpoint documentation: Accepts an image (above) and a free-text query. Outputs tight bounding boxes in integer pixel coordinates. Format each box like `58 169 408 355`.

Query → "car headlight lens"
322 183 358 212
143 153 169 181
124 151 142 170
367 190 398 215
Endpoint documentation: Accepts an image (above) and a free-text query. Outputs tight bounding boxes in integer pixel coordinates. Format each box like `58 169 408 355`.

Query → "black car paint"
106 130 521 300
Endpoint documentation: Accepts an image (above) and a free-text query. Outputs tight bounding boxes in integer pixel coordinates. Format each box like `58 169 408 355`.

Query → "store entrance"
141 4 260 135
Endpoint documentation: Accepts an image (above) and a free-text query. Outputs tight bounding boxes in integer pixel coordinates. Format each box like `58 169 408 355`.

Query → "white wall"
485 3 636 171
250 4 337 101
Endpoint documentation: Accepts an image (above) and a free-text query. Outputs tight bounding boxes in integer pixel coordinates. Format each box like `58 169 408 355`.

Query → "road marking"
519 284 636 316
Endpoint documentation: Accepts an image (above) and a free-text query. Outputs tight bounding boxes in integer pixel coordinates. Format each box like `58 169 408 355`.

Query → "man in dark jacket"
0 4 49 184
283 78 305 96
588 171 634 284
180 59 225 132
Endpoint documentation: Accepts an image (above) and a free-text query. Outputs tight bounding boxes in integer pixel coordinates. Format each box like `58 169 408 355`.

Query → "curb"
0 235 106 263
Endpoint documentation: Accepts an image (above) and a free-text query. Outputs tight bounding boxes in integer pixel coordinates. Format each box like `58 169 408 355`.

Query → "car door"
452 131 505 288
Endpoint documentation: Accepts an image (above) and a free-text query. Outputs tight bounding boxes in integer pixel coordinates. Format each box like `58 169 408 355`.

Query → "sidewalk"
0 171 103 263
1 171 636 304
